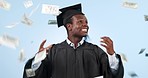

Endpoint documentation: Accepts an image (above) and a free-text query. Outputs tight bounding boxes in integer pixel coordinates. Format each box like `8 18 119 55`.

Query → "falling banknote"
128 72 138 77
48 20 57 25
26 68 35 77
138 48 146 54
0 34 19 49
18 49 26 62
24 0 33 8
0 0 11 10
21 13 33 26
5 22 20 28
144 15 148 21
120 53 127 63
123 1 138 9
41 4 61 16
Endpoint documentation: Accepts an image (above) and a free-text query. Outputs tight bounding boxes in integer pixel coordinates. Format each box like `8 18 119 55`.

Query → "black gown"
23 40 124 78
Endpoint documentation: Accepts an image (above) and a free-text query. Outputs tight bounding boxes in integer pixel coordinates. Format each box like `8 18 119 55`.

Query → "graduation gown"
23 40 124 78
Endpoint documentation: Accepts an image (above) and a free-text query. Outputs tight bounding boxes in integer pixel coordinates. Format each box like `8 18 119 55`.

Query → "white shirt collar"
66 38 84 49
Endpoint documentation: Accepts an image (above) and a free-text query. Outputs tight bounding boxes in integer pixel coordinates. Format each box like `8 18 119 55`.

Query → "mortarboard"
57 3 84 27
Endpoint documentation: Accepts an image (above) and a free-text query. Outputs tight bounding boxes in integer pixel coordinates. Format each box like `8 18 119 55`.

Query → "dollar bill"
26 68 35 77
48 20 57 24
145 53 148 57
24 0 33 8
41 4 61 16
21 13 33 26
18 49 26 62
128 72 138 77
0 0 11 10
138 48 146 54
123 1 138 9
5 22 20 28
120 53 127 63
0 34 19 49
144 15 148 21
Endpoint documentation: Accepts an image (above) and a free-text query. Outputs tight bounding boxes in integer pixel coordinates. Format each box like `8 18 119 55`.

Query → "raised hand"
38 40 52 53
100 36 115 55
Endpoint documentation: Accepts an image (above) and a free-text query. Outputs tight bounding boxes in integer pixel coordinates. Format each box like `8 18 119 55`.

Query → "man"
23 3 124 78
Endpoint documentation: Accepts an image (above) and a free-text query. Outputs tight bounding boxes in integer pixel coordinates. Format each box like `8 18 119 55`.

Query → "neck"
68 36 82 47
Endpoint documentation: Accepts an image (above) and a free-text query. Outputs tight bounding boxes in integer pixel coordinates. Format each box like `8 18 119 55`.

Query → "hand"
38 40 52 53
100 36 115 55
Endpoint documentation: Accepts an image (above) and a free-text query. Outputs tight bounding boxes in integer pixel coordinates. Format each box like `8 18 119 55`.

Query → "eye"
78 20 83 24
85 20 88 24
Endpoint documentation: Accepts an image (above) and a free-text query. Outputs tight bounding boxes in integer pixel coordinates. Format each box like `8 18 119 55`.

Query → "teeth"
82 29 87 32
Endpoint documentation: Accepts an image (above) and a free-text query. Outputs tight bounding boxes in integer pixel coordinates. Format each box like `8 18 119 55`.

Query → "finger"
100 38 110 45
100 37 113 50
105 37 113 44
100 39 109 45
39 40 46 48
101 36 109 43
100 43 108 49
39 39 46 51
101 36 112 45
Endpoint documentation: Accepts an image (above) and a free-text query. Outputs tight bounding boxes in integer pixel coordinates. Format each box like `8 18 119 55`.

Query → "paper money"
0 34 19 49
25 68 35 77
48 20 57 24
21 13 33 26
0 0 11 10
144 15 148 21
5 22 20 28
24 0 33 8
145 53 148 57
138 48 146 54
123 1 138 9
120 53 127 63
18 49 26 62
128 72 138 77
41 4 61 16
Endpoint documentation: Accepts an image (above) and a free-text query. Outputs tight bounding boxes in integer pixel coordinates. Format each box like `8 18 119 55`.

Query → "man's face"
70 14 89 37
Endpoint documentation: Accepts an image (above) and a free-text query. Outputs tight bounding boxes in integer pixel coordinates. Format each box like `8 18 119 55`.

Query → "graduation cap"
57 3 84 27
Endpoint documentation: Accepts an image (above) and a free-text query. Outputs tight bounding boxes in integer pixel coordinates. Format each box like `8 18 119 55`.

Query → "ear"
66 23 72 31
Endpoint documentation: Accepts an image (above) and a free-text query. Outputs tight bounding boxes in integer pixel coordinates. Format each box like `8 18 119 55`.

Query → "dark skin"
39 14 114 55
66 14 89 47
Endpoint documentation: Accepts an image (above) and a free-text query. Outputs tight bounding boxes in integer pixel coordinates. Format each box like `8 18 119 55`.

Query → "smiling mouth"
82 29 88 32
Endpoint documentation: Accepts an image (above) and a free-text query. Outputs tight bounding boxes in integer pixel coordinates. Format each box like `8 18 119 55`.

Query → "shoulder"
53 40 67 47
84 41 106 55
49 40 67 51
84 41 100 49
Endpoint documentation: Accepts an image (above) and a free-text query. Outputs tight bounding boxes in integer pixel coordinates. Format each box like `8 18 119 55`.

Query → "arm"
100 36 119 70
23 54 52 78
23 40 52 78
100 36 124 77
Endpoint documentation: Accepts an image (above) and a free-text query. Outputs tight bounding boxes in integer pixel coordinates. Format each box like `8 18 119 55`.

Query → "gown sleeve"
94 45 124 78
23 50 52 78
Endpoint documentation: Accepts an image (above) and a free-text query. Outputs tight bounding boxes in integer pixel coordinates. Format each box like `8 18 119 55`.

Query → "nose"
82 21 89 30
82 21 88 27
